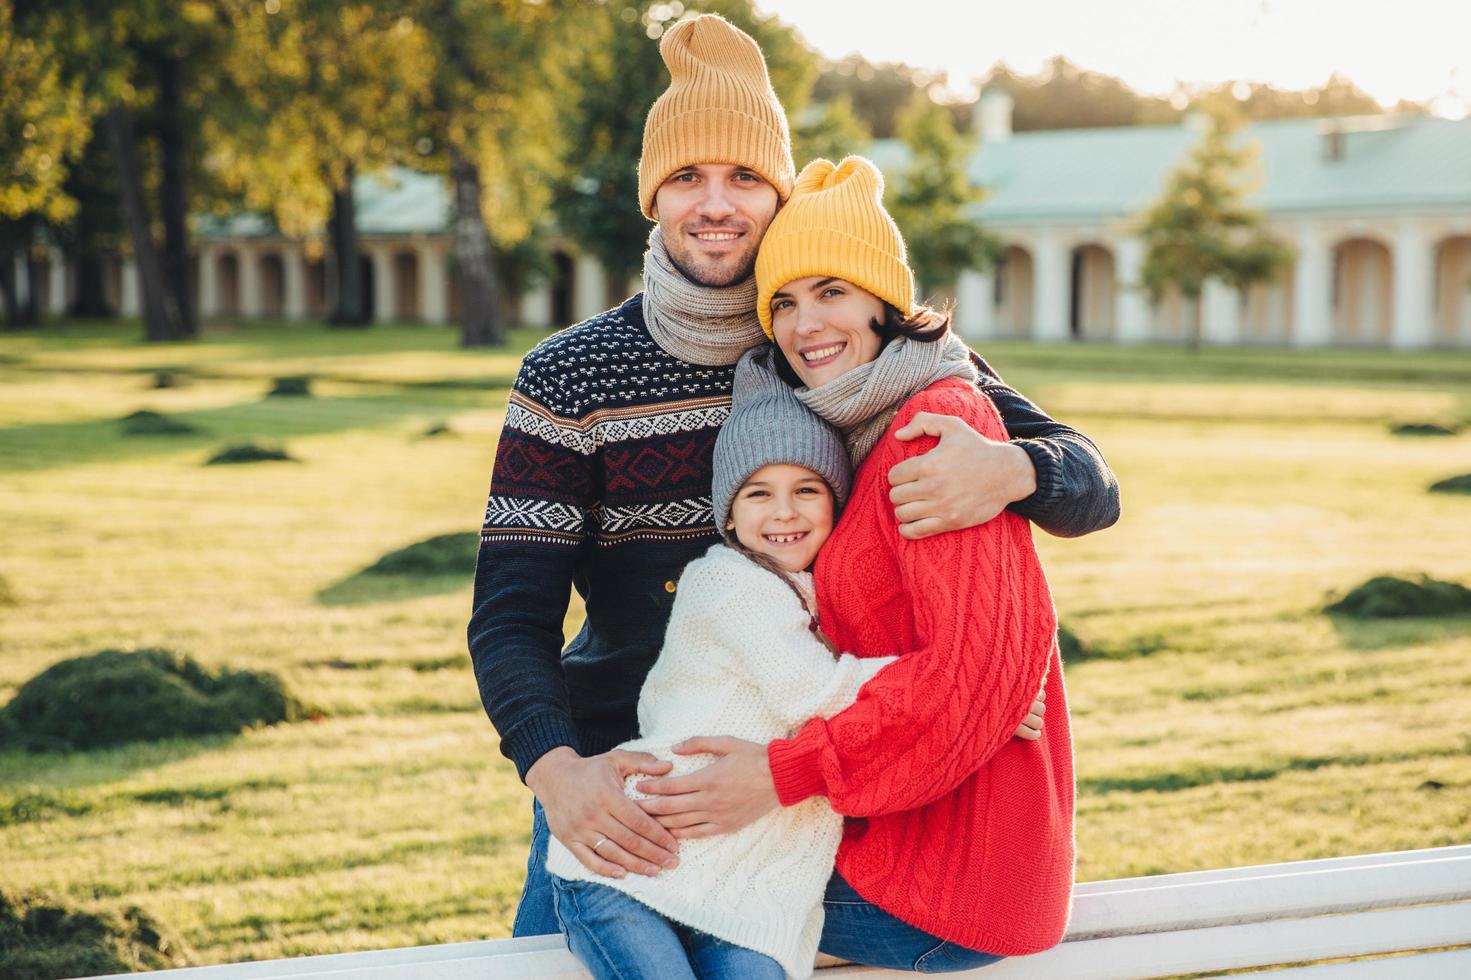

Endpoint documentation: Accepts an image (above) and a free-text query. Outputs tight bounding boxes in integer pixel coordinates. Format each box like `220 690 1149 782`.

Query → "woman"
752 155 1075 971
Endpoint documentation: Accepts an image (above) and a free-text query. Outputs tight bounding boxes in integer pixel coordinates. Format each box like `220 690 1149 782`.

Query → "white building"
32 101 1471 349
884 93 1471 350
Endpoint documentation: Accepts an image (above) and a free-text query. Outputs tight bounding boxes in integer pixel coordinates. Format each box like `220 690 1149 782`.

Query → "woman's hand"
634 736 779 839
888 411 1037 540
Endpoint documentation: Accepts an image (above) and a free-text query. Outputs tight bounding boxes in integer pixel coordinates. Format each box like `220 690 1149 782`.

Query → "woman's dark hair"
770 300 954 387
722 530 840 657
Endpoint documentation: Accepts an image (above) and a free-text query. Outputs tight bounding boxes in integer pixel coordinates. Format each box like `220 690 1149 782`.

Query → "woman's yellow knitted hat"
638 14 796 219
755 156 915 339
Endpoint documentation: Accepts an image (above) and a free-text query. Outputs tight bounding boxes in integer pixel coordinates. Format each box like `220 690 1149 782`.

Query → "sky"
753 0 1471 117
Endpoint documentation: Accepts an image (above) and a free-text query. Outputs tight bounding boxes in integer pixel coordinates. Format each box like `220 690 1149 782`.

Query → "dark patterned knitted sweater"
468 296 1119 780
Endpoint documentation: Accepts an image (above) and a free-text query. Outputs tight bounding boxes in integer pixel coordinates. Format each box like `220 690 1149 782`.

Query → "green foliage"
812 55 960 139
0 0 92 223
0 648 307 752
267 375 313 397
1186 73 1387 122
1325 575 1471 619
150 369 184 389
888 92 1001 295
1428 473 1471 495
0 890 186 979
119 409 199 436
792 96 871 166
206 442 296 464
361 532 478 578
988 57 1178 132
1133 104 1294 343
1390 421 1458 436
1057 623 1089 662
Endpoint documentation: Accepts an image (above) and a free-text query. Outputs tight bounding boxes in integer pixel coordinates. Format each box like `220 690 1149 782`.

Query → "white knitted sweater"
545 544 895 978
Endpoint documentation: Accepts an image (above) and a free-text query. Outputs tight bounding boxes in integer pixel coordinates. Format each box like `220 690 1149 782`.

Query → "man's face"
651 164 780 288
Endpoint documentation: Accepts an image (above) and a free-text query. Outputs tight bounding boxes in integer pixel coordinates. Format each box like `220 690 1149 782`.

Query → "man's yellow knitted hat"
755 156 915 339
638 14 795 219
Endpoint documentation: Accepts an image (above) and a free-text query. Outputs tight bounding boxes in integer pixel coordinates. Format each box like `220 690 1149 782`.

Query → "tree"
209 1 433 326
792 96 871 167
1133 103 1294 348
408 0 572 347
553 1 816 302
887 92 1000 300
0 0 89 328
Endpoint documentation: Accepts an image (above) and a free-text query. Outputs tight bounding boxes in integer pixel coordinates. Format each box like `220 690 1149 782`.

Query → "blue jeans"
552 876 784 980
818 872 1004 973
513 804 1002 973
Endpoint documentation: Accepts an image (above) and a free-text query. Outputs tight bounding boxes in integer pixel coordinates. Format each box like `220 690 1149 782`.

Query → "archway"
305 258 327 318
1433 235 1471 345
1242 270 1295 344
259 253 285 317
1331 238 1392 344
994 245 1034 338
393 251 420 320
551 251 575 327
217 252 240 317
1070 244 1116 340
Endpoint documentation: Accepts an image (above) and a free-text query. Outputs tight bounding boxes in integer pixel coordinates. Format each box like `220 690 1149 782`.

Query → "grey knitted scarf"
795 332 977 467
641 227 767 366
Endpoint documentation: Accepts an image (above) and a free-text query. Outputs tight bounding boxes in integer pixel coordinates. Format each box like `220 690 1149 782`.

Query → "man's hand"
1013 684 1046 741
525 746 679 879
889 412 1037 541
634 736 778 839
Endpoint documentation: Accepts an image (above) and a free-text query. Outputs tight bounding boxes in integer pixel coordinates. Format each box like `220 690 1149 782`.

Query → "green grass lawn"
2 318 1470 968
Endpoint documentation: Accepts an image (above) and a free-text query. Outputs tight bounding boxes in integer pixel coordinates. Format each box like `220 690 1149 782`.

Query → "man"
468 13 1119 938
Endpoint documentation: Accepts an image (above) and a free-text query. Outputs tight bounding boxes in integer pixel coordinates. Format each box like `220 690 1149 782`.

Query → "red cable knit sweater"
767 377 1075 957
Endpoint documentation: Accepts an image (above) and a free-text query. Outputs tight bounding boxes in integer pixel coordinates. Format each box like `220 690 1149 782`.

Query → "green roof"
870 114 1471 223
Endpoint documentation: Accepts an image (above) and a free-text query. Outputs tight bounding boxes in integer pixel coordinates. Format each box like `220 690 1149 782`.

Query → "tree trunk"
0 249 18 329
105 105 185 341
156 53 196 336
71 252 112 318
452 149 502 347
328 168 367 326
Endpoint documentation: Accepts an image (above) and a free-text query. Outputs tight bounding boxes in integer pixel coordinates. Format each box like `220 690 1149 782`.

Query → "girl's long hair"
722 531 840 657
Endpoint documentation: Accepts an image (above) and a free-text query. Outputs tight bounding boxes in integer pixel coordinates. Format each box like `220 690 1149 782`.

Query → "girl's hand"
1013 684 1046 741
634 736 779 838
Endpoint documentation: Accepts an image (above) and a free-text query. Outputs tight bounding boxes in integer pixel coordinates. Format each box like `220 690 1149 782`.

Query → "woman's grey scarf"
641 227 767 366
795 332 977 467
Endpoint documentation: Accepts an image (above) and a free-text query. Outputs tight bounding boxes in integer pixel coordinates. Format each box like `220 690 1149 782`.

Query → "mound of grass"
266 375 312 397
418 420 453 438
1389 421 1459 436
1429 473 1471 495
1325 575 1471 619
119 409 200 436
0 890 186 979
1057 624 1091 662
0 648 307 752
361 532 478 578
206 442 296 465
149 370 184 389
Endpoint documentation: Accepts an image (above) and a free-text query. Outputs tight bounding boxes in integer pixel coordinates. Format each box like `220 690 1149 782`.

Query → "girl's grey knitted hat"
712 345 852 531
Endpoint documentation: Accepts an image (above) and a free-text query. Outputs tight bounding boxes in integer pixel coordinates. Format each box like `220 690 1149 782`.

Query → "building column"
371 244 394 324
283 244 307 320
120 257 140 317
238 243 261 318
1113 237 1151 343
954 268 996 341
47 247 67 316
1201 278 1242 345
417 242 447 324
1031 229 1070 341
1391 218 1434 350
198 245 219 318
1291 221 1332 348
572 252 607 324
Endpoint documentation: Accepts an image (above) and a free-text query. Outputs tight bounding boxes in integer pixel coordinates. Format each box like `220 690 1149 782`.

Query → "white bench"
91 845 1471 979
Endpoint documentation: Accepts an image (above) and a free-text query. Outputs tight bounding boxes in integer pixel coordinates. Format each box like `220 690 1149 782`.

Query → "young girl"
544 346 895 979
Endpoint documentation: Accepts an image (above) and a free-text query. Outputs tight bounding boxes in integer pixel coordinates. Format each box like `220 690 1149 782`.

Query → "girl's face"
727 463 834 573
769 276 885 387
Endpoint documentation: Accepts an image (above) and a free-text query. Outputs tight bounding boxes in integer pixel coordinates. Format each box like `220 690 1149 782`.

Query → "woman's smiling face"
769 276 885 387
